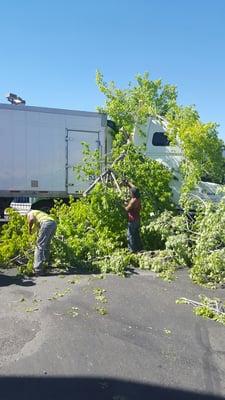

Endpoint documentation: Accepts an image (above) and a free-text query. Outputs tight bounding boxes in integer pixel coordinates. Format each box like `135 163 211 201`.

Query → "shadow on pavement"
0 273 35 287
0 376 224 400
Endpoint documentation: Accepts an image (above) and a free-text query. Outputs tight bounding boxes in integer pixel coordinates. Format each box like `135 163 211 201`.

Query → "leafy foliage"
96 71 177 139
49 142 173 273
97 71 225 195
191 201 225 286
73 139 173 250
142 199 225 286
0 208 35 273
136 250 177 281
177 296 225 325
75 142 102 180
194 296 225 325
49 189 127 271
144 210 192 266
166 105 225 193
93 250 134 276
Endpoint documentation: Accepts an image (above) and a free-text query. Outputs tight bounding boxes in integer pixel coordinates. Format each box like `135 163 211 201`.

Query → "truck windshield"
152 132 170 146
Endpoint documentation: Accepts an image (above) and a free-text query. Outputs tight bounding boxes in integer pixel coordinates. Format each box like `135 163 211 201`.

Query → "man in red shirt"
125 184 141 252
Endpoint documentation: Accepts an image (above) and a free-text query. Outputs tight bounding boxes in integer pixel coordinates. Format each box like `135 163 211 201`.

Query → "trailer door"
67 130 100 194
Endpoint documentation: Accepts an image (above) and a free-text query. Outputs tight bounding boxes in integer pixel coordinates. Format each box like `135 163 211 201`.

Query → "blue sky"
0 0 225 139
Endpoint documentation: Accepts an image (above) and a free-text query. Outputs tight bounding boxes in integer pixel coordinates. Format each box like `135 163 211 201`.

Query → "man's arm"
27 212 35 234
125 198 135 212
127 181 135 189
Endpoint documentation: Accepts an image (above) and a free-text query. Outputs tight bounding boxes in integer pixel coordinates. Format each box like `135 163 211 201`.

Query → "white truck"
0 103 113 216
133 116 223 204
0 103 222 217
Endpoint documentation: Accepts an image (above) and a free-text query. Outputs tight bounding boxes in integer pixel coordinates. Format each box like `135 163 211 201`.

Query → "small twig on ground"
178 297 225 316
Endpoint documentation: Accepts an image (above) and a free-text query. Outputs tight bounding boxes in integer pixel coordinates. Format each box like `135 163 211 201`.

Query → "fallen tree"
0 72 225 289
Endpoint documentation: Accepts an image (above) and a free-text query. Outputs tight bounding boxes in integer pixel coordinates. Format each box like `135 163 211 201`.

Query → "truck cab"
133 117 223 205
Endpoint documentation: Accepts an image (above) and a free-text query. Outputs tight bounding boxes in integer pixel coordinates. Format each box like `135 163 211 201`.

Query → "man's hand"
121 179 129 186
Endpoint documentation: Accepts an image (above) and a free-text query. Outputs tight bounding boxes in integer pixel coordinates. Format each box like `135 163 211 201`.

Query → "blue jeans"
127 220 141 252
34 221 57 272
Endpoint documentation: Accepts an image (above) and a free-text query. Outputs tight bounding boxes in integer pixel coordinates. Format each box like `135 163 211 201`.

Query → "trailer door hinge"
65 164 74 169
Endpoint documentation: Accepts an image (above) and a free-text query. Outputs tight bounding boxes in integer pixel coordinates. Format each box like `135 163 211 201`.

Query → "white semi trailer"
0 103 112 216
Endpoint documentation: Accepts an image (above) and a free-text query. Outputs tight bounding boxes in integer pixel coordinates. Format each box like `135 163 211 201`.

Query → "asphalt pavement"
0 267 224 400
